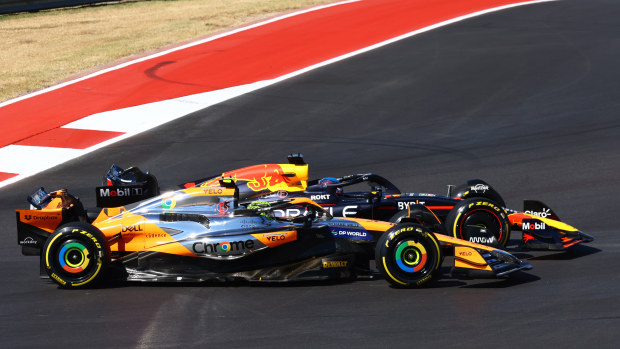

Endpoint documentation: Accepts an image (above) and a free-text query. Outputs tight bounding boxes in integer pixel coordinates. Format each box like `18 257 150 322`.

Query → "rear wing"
96 164 159 207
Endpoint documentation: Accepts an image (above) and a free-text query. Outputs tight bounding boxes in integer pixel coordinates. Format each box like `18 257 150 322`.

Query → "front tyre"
445 198 510 248
375 223 442 288
43 222 110 289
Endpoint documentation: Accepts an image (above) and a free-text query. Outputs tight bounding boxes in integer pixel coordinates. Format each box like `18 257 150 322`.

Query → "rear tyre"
43 222 110 289
375 223 442 288
445 198 510 248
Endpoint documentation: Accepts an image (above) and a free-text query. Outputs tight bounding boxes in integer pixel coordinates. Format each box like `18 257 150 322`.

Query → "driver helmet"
318 177 340 187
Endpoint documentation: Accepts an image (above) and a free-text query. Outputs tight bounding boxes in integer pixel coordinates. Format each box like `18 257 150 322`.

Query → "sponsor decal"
454 246 488 268
76 229 101 249
192 239 254 255
322 261 349 268
20 237 38 245
470 184 489 192
330 221 363 228
240 218 260 229
522 220 546 230
330 228 373 240
273 208 304 217
162 196 176 210
310 194 330 201
325 205 358 217
202 188 223 195
50 273 67 286
397 201 425 210
262 233 287 242
385 226 429 248
252 230 296 247
217 201 229 215
99 187 143 197
525 208 551 218
277 190 288 198
23 214 58 222
146 233 167 238
121 224 143 233
468 236 497 244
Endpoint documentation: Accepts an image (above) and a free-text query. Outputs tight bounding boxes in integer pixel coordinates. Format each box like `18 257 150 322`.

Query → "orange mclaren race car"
15 182 531 289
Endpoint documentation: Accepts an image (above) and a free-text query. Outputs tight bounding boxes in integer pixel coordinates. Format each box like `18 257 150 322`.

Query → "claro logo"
192 240 254 255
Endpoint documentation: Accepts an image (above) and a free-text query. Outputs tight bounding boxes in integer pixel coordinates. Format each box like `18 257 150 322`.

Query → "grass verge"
0 0 335 103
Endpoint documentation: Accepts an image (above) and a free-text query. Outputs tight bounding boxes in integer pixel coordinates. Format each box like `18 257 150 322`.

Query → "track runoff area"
0 0 557 188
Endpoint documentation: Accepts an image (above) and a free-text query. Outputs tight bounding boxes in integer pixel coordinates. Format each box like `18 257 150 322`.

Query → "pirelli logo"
322 261 348 268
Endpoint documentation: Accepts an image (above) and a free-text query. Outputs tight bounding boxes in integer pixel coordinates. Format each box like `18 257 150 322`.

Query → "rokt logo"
310 194 330 201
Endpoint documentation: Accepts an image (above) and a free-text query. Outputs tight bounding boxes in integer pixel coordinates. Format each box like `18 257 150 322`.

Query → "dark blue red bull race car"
98 155 593 252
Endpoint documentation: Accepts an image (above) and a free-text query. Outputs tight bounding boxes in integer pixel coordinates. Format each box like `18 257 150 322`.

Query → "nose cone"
563 230 594 248
575 230 594 243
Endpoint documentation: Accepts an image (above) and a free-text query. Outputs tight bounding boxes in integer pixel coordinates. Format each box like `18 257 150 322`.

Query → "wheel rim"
395 240 427 273
58 240 91 274
459 208 503 241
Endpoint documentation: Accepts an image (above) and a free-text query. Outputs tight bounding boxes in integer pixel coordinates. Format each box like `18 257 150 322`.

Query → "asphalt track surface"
2 0 620 347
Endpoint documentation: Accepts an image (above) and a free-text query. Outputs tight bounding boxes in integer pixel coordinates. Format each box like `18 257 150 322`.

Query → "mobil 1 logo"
96 185 146 207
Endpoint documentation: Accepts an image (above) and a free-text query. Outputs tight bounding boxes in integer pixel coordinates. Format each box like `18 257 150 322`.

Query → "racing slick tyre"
42 222 110 289
375 223 442 288
445 198 510 248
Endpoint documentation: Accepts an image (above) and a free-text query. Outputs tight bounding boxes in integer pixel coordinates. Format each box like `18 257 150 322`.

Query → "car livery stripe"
0 0 558 189
426 206 454 210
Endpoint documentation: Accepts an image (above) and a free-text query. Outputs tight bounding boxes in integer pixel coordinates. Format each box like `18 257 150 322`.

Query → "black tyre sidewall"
43 222 109 289
375 223 442 288
445 198 510 248
388 210 409 223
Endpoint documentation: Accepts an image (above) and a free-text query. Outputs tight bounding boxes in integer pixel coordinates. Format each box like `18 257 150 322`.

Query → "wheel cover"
395 240 427 273
58 241 91 273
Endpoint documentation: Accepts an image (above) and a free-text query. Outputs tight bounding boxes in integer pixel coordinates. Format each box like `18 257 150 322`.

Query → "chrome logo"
219 241 231 252
162 196 176 210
